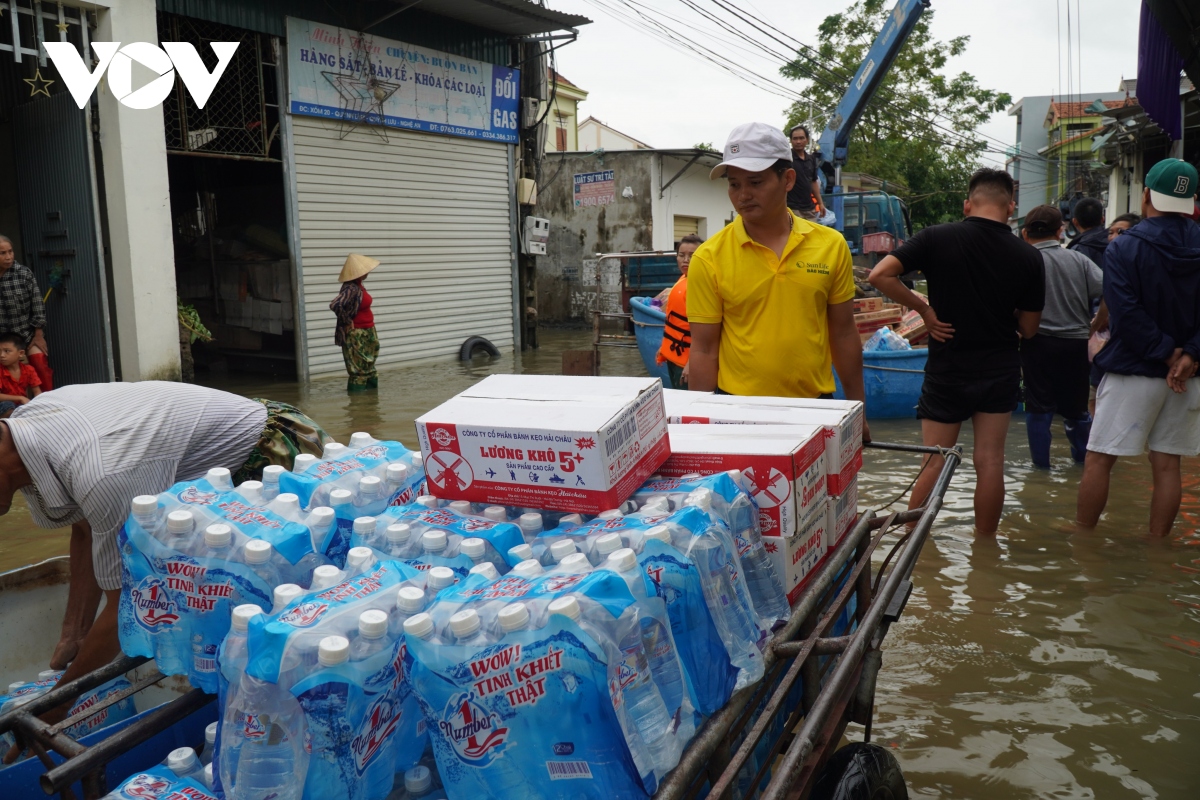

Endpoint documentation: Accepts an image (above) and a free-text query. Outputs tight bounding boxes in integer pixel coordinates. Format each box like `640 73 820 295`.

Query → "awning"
411 0 591 35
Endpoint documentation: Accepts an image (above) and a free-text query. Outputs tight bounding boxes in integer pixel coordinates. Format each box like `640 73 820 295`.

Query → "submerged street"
2 328 1196 797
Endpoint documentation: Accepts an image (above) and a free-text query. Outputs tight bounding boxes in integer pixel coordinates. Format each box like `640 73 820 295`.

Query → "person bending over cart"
0 382 330 742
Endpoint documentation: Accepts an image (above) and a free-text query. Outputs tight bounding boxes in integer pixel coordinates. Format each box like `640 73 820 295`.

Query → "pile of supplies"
105 376 862 799
853 294 929 348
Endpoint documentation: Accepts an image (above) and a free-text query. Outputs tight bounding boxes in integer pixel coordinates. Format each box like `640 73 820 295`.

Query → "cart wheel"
810 742 908 800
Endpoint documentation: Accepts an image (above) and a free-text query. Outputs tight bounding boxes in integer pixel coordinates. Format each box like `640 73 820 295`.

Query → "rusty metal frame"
653 441 962 799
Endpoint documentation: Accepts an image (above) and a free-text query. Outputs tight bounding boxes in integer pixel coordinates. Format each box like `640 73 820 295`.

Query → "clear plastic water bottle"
202 762 214 790
557 513 585 529
416 495 439 509
607 548 686 720
640 495 671 514
483 506 508 522
329 488 354 527
350 610 400 799
723 472 789 624
597 509 623 520
167 746 203 780
498 602 531 634
449 609 490 647
384 523 412 558
385 463 411 497
261 465 286 502
421 530 448 559
425 566 456 602
591 532 624 566
687 531 760 662
295 507 336 584
549 539 577 564
468 562 499 581
165 510 196 552
411 453 423 472
518 512 543 543
207 467 234 492
200 523 234 561
402 764 446 799
345 545 376 575
508 543 533 563
349 432 374 448
390 586 428 636
459 537 486 565
242 539 280 587
357 476 384 513
448 500 473 515
292 453 318 473
510 559 543 578
403 612 436 644
130 495 160 532
323 442 348 460
232 671 308 800
558 553 592 574
272 584 303 614
236 480 264 505
310 564 346 590
270 493 302 520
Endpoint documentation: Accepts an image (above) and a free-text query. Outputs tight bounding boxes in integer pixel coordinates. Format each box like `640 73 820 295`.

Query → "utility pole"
516 40 548 350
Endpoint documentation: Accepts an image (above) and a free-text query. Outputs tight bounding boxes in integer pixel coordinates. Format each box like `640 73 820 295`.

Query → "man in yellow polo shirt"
688 122 867 435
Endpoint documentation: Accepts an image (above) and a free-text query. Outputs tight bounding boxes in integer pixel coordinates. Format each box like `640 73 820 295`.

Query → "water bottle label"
279 440 423 508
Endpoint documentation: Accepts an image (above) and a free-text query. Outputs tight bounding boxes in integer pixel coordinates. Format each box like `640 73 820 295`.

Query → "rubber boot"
1026 412 1054 468
28 352 53 392
1064 415 1092 464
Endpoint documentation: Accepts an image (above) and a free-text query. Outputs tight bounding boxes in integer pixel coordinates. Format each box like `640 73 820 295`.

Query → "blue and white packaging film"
216 560 429 800
352 504 526 579
535 502 767 717
106 765 217 800
117 477 335 693
0 675 136 761
280 439 426 566
405 568 691 798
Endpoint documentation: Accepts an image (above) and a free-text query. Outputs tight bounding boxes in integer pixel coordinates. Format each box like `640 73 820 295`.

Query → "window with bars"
158 13 280 161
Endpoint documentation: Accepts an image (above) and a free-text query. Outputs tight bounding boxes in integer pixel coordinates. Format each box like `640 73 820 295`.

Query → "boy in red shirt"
0 331 41 417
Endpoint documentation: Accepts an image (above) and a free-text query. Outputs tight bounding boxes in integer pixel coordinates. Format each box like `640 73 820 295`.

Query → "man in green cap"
1077 157 1200 536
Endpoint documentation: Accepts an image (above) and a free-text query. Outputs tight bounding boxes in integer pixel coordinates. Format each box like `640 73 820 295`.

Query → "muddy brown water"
1 328 1196 797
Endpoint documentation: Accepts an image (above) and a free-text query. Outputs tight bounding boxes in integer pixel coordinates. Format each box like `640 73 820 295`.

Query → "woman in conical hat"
328 253 381 392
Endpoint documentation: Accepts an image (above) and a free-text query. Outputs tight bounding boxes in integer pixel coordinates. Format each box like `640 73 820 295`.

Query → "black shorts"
916 369 1021 423
1021 334 1089 418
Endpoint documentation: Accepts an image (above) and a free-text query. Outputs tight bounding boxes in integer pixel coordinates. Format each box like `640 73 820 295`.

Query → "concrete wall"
537 151 653 322
96 0 182 381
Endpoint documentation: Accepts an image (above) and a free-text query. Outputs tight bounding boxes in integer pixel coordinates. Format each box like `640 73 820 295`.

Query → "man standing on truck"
688 122 868 438
786 125 825 221
1077 158 1200 537
868 168 1044 534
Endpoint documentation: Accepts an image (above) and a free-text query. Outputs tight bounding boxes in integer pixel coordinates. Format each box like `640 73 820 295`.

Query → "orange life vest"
656 276 691 367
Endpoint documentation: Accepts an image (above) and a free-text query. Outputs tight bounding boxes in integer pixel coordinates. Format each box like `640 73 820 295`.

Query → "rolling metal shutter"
291 116 515 376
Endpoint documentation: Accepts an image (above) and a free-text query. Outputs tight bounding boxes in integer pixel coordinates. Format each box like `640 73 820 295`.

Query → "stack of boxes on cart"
107 375 861 800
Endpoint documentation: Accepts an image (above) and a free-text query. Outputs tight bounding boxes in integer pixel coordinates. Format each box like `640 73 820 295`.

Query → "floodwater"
1 328 1197 797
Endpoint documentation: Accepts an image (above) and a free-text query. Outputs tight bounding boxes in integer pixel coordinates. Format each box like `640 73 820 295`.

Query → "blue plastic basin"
834 348 927 419
629 295 671 387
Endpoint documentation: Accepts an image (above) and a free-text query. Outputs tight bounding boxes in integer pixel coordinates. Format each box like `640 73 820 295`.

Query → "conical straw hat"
338 253 381 282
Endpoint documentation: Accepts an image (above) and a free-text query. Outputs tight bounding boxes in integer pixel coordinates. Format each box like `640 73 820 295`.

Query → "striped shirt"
5 382 267 590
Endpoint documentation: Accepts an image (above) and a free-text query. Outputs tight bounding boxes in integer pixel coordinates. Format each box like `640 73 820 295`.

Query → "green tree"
781 0 1011 228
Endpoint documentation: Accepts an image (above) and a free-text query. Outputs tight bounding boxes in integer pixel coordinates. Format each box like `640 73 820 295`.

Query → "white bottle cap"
642 495 671 513
329 488 353 507
352 517 377 536
243 539 272 565
396 586 426 613
131 495 158 517
547 595 581 621
416 495 439 509
346 546 374 571
597 509 623 520
607 548 638 573
449 609 481 638
292 453 318 473
317 635 350 666
594 533 623 556
483 506 508 522
469 562 499 580
203 524 232 548
411 452 423 468
518 512 543 533
460 538 486 560
422 530 448 553
427 566 456 590
262 465 286 485
508 543 533 562
358 609 389 639
405 765 433 794
167 746 200 776
311 565 344 589
7 681 24 693
238 480 263 502
403 612 435 640
273 493 300 515
166 510 193 536
644 525 672 544
231 604 262 633
560 553 590 572
726 469 743 486
205 720 217 745
323 443 348 458
349 432 374 448
37 670 59 680
273 584 302 610
386 463 409 483
359 475 381 497
202 763 214 790
550 539 577 562
511 559 543 578
558 513 585 526
205 467 232 490
498 603 530 632
309 507 335 531
619 500 638 515
685 488 713 511
449 500 473 515
385 523 411 545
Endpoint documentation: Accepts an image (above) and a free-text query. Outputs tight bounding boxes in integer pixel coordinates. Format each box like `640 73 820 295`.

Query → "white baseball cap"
710 122 793 179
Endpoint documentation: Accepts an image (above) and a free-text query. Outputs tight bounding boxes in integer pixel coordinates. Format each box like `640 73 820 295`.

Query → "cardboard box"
762 509 826 605
825 477 858 551
664 394 864 496
898 309 927 341
853 307 902 330
415 375 669 514
659 424 826 536
853 297 884 314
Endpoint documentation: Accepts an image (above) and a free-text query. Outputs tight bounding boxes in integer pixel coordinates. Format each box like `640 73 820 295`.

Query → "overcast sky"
549 0 1143 168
